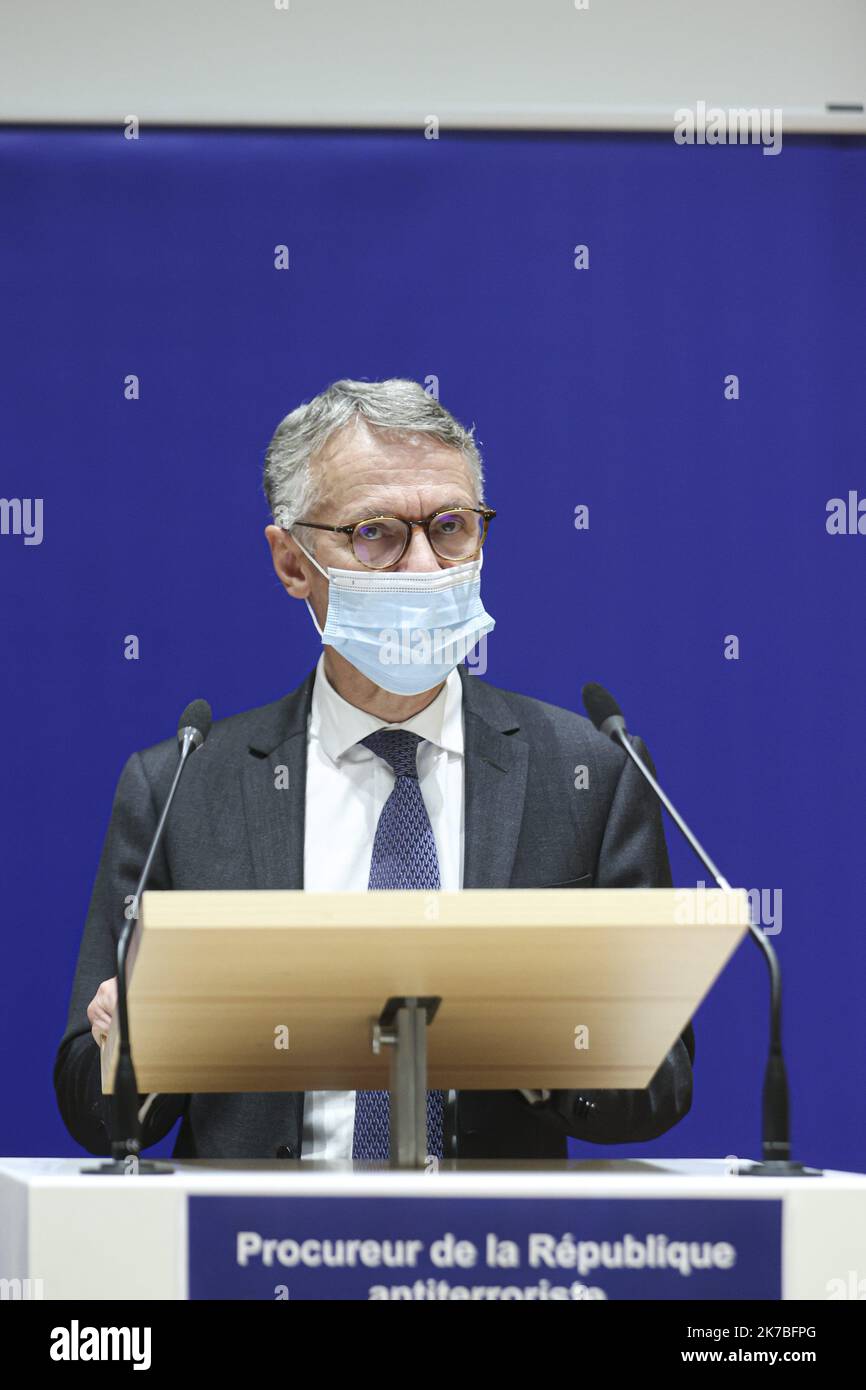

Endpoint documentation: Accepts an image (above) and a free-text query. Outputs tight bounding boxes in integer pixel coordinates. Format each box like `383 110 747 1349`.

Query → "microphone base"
735 1159 824 1178
81 1159 175 1176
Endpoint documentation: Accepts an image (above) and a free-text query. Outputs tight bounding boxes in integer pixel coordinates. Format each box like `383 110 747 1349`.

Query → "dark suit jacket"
54 664 694 1160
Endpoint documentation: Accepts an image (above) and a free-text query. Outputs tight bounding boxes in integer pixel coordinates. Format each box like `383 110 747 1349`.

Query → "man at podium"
54 378 694 1162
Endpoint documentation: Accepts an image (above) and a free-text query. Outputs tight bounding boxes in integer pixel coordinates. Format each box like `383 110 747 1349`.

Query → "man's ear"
264 525 312 599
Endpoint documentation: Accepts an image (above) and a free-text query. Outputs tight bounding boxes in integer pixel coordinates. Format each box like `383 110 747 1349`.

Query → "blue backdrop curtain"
1 126 863 1168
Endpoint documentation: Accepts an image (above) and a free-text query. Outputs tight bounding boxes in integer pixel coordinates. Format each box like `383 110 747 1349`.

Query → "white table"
1 1157 864 1300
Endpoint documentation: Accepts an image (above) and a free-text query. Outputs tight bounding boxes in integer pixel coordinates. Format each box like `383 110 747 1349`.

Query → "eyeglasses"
286 505 496 570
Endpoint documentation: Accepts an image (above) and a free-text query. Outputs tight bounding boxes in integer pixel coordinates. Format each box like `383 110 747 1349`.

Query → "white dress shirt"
300 653 464 1159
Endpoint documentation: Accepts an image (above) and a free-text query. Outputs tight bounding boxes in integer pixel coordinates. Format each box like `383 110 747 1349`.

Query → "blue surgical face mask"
291 535 495 695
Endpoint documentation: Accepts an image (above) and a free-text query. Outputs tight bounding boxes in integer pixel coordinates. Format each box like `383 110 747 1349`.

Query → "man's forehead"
319 421 464 470
313 425 475 510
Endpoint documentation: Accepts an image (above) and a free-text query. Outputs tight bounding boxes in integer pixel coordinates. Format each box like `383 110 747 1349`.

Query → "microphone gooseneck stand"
85 703 212 1176
582 683 822 1179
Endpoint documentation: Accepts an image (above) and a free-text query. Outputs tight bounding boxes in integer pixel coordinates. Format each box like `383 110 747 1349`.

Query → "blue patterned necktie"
352 728 445 1160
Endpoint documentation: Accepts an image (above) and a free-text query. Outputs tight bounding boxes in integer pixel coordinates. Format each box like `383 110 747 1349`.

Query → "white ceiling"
1 0 863 132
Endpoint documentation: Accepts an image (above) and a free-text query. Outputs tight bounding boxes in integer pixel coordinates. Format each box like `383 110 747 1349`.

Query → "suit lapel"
240 666 316 891
237 667 317 1149
459 667 528 889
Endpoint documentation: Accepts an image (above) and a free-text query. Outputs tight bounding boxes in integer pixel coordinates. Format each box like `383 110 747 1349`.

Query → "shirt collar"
309 652 464 763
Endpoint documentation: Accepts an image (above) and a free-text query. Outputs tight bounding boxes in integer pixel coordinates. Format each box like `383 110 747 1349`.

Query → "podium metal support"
373 996 441 1169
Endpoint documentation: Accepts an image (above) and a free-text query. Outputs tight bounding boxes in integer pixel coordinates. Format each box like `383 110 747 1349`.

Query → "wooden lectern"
101 887 750 1167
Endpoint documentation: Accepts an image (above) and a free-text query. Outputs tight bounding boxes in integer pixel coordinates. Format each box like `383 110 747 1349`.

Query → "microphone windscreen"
178 699 213 744
581 682 623 731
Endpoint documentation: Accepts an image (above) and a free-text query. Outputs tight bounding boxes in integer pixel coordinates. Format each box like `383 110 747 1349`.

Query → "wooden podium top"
101 887 749 1094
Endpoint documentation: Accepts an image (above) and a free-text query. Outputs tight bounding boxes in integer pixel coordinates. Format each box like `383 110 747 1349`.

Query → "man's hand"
87 976 117 1045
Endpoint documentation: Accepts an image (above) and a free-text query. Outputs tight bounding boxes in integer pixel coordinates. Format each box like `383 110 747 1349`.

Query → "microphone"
582 681 821 1179
87 700 213 1176
178 699 212 754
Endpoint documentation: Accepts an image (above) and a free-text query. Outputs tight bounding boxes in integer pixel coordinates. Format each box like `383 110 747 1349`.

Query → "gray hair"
262 378 485 534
